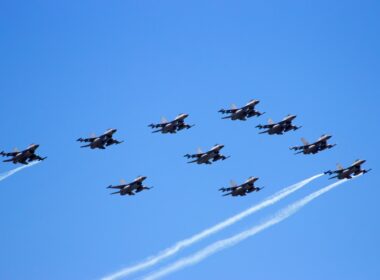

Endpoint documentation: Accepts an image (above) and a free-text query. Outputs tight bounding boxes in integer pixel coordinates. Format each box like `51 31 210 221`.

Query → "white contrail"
102 174 323 280
142 179 349 280
0 161 39 183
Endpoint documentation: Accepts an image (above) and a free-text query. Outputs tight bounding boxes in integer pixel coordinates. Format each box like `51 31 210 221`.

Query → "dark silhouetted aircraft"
290 134 336 155
149 113 194 134
219 177 264 197
107 176 152 196
219 99 264 121
0 144 47 165
184 144 230 165
325 159 371 180
77 128 123 149
256 115 302 135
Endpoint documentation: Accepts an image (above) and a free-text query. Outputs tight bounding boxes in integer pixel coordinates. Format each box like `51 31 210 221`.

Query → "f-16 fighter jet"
77 128 123 149
184 144 230 165
219 177 264 197
290 134 336 155
325 159 371 180
149 113 194 134
0 144 47 165
107 176 153 196
256 115 302 135
219 99 264 121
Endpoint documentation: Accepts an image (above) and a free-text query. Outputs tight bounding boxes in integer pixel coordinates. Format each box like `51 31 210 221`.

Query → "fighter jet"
149 113 194 134
256 115 302 135
0 144 47 165
107 176 153 196
219 177 264 197
184 144 230 165
77 128 123 149
290 134 336 155
325 159 371 180
219 99 264 121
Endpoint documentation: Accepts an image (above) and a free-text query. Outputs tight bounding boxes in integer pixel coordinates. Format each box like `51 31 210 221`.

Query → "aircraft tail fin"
301 138 309 146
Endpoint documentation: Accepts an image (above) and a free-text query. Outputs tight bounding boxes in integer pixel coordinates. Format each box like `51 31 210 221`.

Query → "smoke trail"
142 179 348 280
0 161 39 183
102 174 323 280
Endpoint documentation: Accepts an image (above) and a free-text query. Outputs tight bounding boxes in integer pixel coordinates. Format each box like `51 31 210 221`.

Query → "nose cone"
212 144 224 151
249 99 260 106
320 134 331 140
111 128 117 134
141 176 147 181
247 176 256 182
284 115 296 122
176 113 188 120
30 144 39 150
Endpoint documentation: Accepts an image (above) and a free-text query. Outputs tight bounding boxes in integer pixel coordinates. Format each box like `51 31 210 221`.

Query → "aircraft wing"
184 153 203 159
0 151 18 157
256 124 274 129
218 108 238 114
219 186 238 192
149 123 166 129
289 145 303 151
324 168 343 175
107 184 128 189
77 137 96 143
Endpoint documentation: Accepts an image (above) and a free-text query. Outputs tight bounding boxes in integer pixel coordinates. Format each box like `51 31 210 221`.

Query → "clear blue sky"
0 1 379 279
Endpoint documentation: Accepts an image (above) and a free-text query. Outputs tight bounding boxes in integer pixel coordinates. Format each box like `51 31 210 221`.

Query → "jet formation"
77 129 123 149
256 115 301 135
290 135 336 155
0 144 47 165
107 176 152 196
325 160 371 180
1 98 371 198
184 144 230 165
219 99 264 121
149 114 194 134
219 177 264 197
